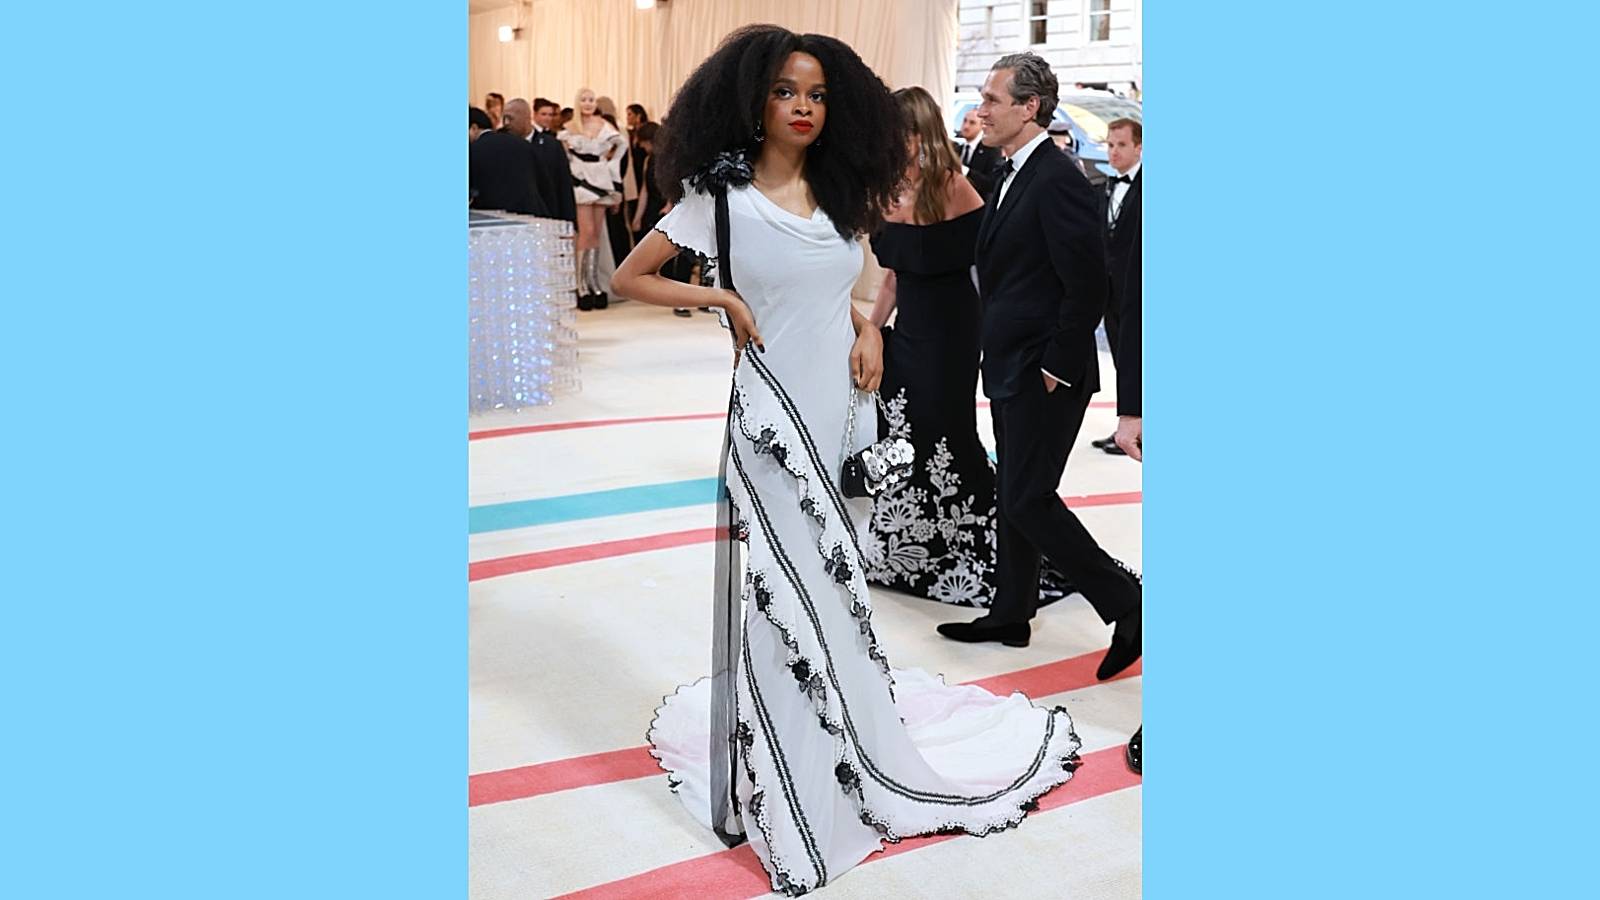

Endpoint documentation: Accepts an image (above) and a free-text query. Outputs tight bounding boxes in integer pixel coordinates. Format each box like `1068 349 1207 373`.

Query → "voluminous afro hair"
654 24 907 241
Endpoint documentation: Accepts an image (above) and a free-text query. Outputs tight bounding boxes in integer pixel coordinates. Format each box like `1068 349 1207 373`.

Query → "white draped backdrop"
469 0 960 300
470 0 960 132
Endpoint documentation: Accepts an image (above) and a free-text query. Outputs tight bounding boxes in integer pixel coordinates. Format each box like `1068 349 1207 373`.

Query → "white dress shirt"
994 128 1050 211
993 130 1073 389
1108 159 1141 224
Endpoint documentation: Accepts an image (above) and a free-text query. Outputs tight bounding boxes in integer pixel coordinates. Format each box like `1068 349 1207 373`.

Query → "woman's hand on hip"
850 326 883 392
717 289 763 364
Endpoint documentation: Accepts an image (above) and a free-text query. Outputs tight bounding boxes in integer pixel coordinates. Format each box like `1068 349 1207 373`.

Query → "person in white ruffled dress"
612 26 1086 896
560 87 627 309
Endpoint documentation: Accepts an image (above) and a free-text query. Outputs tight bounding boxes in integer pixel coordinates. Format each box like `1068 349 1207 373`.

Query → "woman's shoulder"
884 171 982 227
942 170 985 218
667 182 719 218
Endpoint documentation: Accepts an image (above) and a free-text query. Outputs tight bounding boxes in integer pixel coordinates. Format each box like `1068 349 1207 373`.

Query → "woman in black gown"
864 87 1077 607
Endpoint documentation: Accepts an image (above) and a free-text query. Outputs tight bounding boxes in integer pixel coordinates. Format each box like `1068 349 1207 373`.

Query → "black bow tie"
997 158 1015 177
1112 174 1134 185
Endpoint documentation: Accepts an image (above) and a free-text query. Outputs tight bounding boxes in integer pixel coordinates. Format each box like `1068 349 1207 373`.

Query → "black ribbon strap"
570 176 614 198
707 185 746 848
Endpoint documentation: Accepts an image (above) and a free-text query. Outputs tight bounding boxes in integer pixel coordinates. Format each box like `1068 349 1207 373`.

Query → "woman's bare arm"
612 231 764 352
612 231 721 309
869 269 897 327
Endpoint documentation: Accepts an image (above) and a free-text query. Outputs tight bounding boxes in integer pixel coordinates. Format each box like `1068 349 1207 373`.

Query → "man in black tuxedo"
956 107 1002 200
1094 118 1143 456
469 106 493 143
1104 117 1144 772
1105 118 1143 460
469 101 548 216
528 98 577 223
937 52 1141 683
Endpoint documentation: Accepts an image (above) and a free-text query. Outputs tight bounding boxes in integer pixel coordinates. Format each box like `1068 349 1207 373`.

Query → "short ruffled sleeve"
603 124 627 154
653 183 717 260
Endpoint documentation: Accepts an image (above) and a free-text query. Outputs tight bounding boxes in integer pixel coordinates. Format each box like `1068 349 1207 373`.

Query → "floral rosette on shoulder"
687 149 755 196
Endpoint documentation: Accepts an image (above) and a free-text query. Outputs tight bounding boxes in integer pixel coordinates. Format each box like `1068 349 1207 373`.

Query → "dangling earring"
918 149 928 167
753 122 765 143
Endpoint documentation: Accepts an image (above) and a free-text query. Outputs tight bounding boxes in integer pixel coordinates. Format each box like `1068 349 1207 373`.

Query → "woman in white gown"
612 26 1083 895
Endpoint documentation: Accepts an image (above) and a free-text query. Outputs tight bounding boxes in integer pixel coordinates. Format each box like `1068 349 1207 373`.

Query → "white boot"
585 247 608 309
575 248 595 309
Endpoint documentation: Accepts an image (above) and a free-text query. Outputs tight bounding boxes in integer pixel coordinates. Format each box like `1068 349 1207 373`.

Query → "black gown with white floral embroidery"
865 209 1077 607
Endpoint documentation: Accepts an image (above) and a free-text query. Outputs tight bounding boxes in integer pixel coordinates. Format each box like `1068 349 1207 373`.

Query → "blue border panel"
3 2 464 897
1150 2 1596 897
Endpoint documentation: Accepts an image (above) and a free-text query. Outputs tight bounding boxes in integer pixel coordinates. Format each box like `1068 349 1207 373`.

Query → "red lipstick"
788 120 813 134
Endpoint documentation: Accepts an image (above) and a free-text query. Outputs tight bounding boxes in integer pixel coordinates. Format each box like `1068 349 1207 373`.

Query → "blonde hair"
566 87 598 133
894 86 963 225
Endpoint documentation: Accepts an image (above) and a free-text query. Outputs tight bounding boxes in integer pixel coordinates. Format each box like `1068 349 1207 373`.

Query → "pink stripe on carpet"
468 528 720 581
551 744 1140 900
969 652 1141 698
1062 489 1142 508
469 649 1139 807
469 402 1118 440
469 492 1139 582
976 400 1116 410
469 412 728 440
470 747 665 807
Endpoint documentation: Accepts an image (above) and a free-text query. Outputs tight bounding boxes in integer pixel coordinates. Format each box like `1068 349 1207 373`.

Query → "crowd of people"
469 91 689 312
595 24 1144 895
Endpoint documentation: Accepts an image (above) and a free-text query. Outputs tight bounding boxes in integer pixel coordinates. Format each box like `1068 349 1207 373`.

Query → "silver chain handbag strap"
842 386 886 460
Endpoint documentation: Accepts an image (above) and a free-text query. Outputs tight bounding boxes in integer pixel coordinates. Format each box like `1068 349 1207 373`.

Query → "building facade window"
1029 0 1049 45
1088 0 1112 42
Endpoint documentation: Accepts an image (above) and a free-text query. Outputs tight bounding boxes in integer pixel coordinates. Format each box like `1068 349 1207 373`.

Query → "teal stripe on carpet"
469 477 720 534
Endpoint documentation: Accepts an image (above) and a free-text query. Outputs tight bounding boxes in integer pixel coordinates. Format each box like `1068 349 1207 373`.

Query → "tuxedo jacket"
963 141 1002 200
469 130 548 217
531 129 577 222
1103 170 1141 416
975 139 1109 401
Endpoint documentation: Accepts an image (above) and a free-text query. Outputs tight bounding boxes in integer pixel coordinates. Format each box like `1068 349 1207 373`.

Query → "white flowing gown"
646 183 1083 896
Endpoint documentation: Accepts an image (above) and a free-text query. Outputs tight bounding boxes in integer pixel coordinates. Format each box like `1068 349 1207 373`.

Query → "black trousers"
989 378 1140 626
606 202 635 267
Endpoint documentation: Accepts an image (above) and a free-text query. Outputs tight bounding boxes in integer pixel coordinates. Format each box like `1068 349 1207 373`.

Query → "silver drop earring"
753 122 765 143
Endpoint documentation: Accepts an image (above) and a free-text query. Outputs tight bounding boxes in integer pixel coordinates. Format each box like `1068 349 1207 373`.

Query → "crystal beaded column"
469 214 578 413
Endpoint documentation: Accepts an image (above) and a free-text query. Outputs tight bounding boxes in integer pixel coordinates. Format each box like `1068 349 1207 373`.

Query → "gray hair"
991 52 1058 127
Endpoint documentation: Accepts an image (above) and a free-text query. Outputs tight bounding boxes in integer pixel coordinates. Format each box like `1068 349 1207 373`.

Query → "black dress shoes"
1092 432 1127 455
576 292 595 311
936 617 1031 647
1125 726 1141 774
1095 608 1141 680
